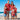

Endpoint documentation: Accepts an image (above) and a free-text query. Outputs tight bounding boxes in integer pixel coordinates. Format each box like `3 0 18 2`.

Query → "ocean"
0 12 20 17
0 12 20 14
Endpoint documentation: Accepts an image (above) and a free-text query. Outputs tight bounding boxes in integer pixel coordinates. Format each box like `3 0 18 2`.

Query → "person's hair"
11 1 13 2
11 1 14 6
11 1 13 5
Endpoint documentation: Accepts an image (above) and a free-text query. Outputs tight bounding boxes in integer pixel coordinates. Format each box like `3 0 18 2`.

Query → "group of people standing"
4 0 17 20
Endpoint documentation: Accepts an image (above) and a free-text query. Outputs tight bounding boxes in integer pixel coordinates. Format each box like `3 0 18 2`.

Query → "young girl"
11 9 15 17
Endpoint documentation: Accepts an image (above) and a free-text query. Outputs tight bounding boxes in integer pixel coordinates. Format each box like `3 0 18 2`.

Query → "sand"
0 13 20 20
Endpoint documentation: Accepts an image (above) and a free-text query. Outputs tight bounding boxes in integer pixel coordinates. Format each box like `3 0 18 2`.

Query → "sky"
0 0 20 12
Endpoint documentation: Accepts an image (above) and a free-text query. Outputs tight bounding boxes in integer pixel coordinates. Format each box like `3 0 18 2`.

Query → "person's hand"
5 7 6 9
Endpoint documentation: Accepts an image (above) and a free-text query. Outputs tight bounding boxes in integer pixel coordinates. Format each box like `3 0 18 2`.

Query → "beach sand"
0 13 20 20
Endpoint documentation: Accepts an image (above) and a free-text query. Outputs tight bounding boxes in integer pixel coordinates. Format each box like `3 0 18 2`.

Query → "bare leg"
4 16 7 20
15 16 17 19
7 13 9 18
4 17 6 20
6 16 7 20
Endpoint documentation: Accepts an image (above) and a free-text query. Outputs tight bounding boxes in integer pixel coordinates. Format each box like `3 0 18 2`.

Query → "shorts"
4 14 6 17
11 15 15 17
4 11 9 17
15 13 17 16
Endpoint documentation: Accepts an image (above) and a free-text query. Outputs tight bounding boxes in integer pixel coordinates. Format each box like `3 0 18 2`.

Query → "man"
4 0 10 20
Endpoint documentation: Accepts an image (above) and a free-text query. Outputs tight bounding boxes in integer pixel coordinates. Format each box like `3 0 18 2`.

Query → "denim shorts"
4 11 9 17
15 13 17 16
4 14 6 17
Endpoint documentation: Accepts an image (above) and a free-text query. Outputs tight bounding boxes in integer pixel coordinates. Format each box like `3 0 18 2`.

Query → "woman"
11 1 17 19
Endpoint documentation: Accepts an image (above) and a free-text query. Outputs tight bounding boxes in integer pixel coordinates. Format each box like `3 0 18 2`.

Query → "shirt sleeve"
5 3 7 7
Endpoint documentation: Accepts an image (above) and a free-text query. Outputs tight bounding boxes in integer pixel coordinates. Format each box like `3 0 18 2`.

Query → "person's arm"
4 6 6 14
14 5 17 13
4 7 5 14
15 7 17 13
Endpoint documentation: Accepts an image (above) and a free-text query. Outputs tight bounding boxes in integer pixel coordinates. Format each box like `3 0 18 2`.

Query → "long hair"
11 1 14 6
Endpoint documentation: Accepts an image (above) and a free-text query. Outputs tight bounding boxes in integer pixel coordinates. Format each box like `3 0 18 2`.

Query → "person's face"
11 2 13 4
8 1 9 4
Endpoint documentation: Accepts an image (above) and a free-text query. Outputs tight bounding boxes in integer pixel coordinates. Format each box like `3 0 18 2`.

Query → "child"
11 8 15 19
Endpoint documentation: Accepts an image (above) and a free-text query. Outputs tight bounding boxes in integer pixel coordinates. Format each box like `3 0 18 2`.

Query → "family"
4 0 17 20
